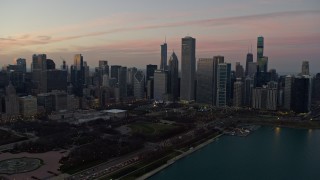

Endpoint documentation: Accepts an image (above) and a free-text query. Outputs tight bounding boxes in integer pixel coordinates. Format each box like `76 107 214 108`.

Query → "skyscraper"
154 70 167 101
160 42 167 70
235 62 244 78
257 36 264 61
146 65 157 100
168 52 179 101
257 36 268 73
301 61 310 75
16 58 26 73
196 58 214 105
133 70 145 99
233 78 244 107
245 53 253 76
244 77 254 106
31 54 47 94
146 64 157 81
71 54 85 96
216 63 228 107
284 75 294 110
213 56 225 105
118 66 127 99
180 36 196 101
111 65 121 82
292 76 312 113
98 60 109 86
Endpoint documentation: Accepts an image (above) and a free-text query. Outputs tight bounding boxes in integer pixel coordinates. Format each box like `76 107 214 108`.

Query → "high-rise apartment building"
284 75 294 110
216 63 229 107
233 78 244 107
180 36 196 101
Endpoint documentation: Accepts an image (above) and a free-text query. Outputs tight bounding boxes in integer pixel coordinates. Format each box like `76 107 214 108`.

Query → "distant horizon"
1 0 319 73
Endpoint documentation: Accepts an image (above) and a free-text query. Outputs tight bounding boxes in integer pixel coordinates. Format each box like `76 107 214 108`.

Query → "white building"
153 70 167 101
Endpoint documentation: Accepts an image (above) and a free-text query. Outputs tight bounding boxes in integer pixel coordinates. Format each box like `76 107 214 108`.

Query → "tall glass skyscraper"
245 53 253 76
180 36 196 101
160 42 167 70
196 58 214 105
257 36 264 60
168 52 179 101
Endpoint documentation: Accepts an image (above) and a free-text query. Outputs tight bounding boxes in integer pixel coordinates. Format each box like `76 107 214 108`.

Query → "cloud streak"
1 9 319 50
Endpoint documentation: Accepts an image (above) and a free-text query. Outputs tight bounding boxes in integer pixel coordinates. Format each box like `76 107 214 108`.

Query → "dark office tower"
244 77 254 106
245 53 253 76
127 67 137 97
111 65 121 82
83 61 90 85
99 60 109 75
61 60 68 71
146 64 157 81
46 59 55 70
269 69 278 81
181 36 196 101
46 70 67 92
301 61 310 75
213 56 225 105
71 54 85 97
9 71 25 94
257 36 264 61
168 52 179 101
312 73 320 103
31 54 47 94
118 67 127 99
292 76 312 113
160 42 167 70
247 62 258 77
235 62 244 78
16 58 26 73
196 58 214 105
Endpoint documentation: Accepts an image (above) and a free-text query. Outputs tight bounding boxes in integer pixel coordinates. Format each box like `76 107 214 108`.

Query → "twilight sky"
0 0 319 73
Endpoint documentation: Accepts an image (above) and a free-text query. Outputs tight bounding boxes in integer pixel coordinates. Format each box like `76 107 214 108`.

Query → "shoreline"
137 133 223 180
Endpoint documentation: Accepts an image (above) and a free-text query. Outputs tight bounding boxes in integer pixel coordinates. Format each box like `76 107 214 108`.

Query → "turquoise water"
149 127 320 180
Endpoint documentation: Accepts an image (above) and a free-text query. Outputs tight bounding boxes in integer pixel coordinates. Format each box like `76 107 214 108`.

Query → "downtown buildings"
0 35 317 122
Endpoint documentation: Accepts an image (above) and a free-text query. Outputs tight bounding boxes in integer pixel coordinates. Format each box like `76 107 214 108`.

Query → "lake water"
149 127 320 180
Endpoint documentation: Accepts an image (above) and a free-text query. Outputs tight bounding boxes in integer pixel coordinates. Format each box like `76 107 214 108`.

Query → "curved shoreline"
137 133 223 180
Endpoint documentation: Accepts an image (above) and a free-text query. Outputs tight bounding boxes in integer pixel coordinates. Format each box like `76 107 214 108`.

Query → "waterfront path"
137 133 223 180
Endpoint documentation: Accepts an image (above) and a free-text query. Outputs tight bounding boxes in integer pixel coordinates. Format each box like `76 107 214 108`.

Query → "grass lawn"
129 122 178 136
0 129 27 146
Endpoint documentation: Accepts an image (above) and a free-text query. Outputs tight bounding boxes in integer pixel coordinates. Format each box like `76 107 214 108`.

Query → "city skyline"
1 0 320 72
